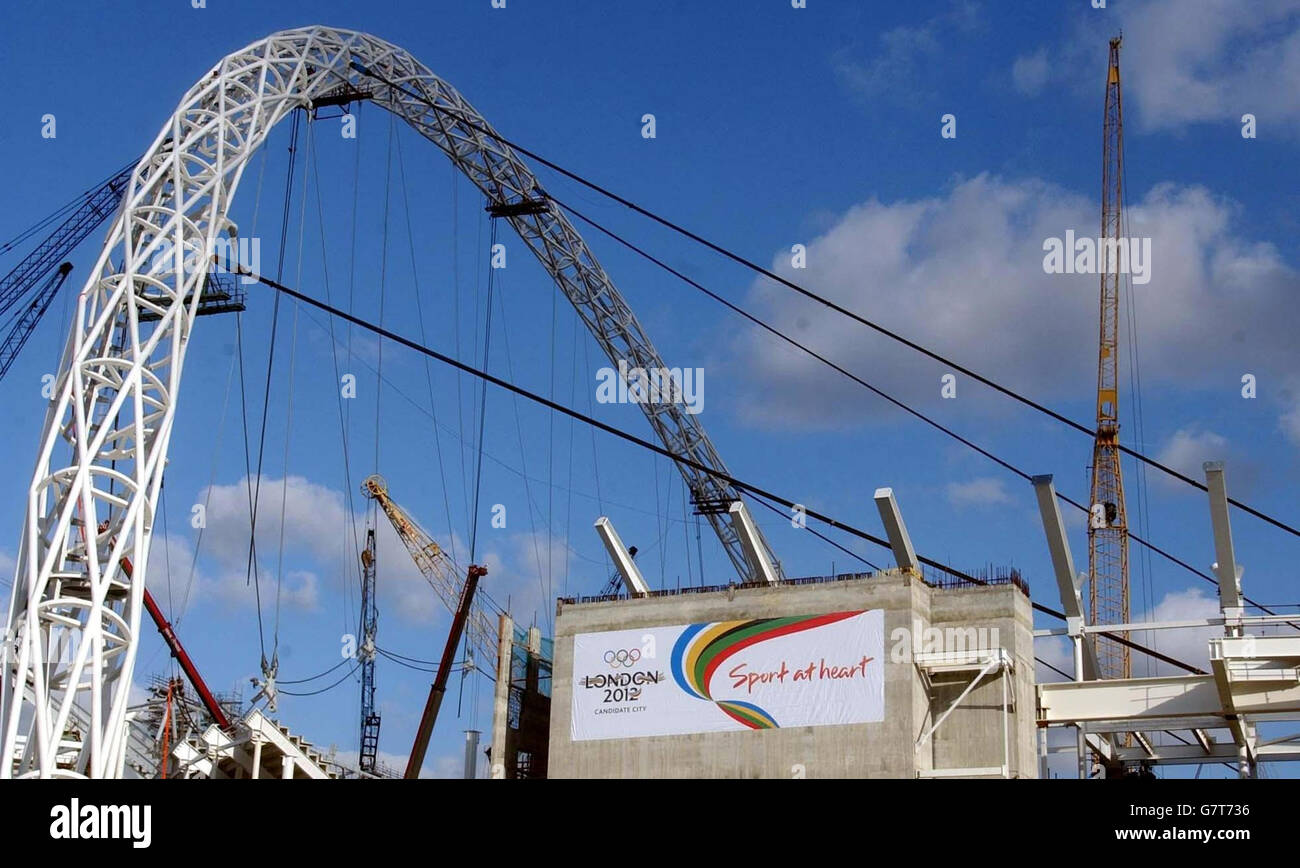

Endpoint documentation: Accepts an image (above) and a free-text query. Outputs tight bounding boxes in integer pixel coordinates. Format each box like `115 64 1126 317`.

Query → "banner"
570 609 884 741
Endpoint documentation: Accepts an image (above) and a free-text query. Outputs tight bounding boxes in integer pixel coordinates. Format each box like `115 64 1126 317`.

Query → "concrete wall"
926 584 1038 778
547 571 1036 778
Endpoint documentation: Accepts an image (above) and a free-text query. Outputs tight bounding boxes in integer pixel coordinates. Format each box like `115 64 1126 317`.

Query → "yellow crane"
362 474 496 777
361 474 498 675
1088 36 1131 681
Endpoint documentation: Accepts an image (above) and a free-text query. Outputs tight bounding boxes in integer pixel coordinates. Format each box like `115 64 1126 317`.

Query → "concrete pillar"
250 736 262 780
526 626 542 693
464 730 481 780
489 614 514 780
281 754 295 779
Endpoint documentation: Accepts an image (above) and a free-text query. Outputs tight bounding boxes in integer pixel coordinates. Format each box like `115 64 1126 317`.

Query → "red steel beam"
120 555 233 732
405 564 487 779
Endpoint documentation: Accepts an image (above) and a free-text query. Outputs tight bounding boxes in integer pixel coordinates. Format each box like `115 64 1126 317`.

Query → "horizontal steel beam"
1040 672 1300 725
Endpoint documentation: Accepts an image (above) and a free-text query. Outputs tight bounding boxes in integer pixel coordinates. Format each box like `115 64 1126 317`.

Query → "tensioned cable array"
243 110 303 667
352 61 1299 543
235 263 1203 676
553 196 1294 625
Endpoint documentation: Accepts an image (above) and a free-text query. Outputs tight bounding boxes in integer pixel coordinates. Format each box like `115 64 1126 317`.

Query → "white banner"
570 609 883 741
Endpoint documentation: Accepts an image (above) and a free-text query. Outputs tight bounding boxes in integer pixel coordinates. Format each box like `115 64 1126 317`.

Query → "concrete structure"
171 709 334 779
548 569 1037 778
489 615 552 779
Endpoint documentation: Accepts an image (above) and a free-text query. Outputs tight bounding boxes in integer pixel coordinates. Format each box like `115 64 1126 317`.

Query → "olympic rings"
603 648 641 668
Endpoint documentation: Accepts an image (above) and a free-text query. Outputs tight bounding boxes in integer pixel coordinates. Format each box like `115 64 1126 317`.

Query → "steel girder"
1 26 775 778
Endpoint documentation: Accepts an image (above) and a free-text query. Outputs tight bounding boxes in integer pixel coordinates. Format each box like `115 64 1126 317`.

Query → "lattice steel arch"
1 26 777 778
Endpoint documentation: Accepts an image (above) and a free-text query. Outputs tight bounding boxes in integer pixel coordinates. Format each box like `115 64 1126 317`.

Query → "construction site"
1 14 1298 786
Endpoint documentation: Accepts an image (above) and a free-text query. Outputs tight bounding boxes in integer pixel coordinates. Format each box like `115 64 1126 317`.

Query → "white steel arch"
1 26 776 777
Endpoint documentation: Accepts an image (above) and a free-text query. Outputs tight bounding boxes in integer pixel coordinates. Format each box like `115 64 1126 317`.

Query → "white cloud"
428 752 465 779
192 474 429 619
1280 391 1300 445
946 476 1013 508
835 1 981 101
1011 48 1050 96
1035 634 1073 683
170 475 569 635
1038 586 1219 681
488 530 574 625
1153 428 1229 491
1131 586 1220 675
726 175 1298 430
836 27 940 100
1117 0 1300 133
1012 0 1300 133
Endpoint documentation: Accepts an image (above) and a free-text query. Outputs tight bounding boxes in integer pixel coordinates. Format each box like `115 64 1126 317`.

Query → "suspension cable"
177 345 239 628
271 113 315 660
309 112 365 641
394 123 460 565
280 662 359 697
245 109 303 666
352 61 1300 541
555 196 1292 622
468 218 498 562
239 264 1206 676
279 657 350 685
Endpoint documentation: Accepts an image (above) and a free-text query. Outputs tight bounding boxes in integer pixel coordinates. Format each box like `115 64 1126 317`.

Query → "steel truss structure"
1 26 777 778
1034 463 1300 777
1088 36 1131 681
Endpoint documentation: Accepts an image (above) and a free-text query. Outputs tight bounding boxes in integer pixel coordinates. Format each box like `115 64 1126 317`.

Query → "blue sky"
1 1 1298 778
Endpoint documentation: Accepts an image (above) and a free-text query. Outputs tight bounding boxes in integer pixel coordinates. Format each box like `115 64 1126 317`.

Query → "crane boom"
0 164 131 317
0 262 73 380
361 475 497 668
1088 36 1131 681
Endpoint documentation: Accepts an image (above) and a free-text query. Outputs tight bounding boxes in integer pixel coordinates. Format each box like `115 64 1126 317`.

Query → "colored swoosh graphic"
670 611 861 729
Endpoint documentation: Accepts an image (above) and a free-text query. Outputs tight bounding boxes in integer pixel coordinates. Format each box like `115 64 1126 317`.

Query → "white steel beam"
1112 740 1300 766
1031 475 1098 680
1040 675 1225 723
1111 742 1235 766
872 487 919 574
1040 669 1300 725
594 517 649 596
1203 462 1244 630
728 501 778 585
1075 716 1231 734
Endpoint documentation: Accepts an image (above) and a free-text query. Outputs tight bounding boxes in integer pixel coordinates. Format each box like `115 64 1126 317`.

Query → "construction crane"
360 474 491 777
0 163 131 318
0 262 73 380
1088 36 1131 681
0 161 245 385
357 529 381 775
361 475 497 667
